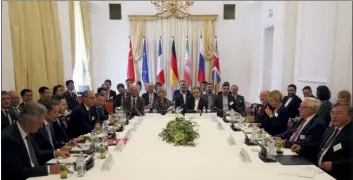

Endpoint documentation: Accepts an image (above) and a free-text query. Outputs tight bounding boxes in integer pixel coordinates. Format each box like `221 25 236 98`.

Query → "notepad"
46 156 77 165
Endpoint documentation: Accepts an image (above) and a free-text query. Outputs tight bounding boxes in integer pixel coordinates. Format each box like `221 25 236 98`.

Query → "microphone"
241 129 258 146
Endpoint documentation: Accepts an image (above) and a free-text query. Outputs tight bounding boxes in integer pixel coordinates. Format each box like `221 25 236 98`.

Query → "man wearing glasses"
67 90 96 139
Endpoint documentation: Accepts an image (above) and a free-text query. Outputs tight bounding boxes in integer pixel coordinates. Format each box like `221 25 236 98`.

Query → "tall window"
72 1 89 91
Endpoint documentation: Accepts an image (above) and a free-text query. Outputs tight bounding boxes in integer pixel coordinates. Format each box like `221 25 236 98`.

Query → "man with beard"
282 84 302 118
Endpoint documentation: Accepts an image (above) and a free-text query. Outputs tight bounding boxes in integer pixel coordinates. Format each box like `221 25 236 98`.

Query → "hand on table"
321 161 332 171
60 145 72 152
49 164 60 174
55 151 70 159
74 135 85 142
67 140 76 146
291 144 301 153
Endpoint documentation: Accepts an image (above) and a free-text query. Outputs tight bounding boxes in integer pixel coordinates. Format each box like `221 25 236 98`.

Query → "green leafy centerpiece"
159 116 199 146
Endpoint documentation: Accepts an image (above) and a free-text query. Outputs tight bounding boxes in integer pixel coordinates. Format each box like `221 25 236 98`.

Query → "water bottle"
229 109 235 123
76 152 85 177
103 136 109 153
202 107 206 113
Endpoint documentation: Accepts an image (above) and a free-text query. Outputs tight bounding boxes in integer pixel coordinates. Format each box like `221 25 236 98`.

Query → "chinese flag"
127 38 135 83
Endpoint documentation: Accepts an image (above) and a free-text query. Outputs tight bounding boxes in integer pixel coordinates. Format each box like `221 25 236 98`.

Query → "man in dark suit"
302 86 316 98
213 83 237 116
230 84 246 115
1 102 69 179
275 98 327 148
282 84 302 118
2 91 15 130
125 79 133 93
185 87 207 113
33 99 71 152
115 83 130 108
173 80 191 108
37 87 51 104
123 85 145 117
20 89 33 110
142 83 158 106
94 93 109 122
201 83 217 109
9 90 21 121
291 105 353 180
200 81 208 95
67 90 96 139
104 79 117 101
63 80 78 110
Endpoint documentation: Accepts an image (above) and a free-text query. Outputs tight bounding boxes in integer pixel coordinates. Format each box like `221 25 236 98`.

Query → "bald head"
9 90 20 107
259 90 270 104
147 83 154 93
82 90 96 107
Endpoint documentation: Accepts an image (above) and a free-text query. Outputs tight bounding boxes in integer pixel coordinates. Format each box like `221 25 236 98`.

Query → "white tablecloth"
30 114 334 180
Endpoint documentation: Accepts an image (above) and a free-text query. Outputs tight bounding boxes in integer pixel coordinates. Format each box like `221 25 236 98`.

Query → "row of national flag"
127 37 221 86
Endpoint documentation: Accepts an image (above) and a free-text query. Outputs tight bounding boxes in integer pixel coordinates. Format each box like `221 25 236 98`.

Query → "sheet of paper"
46 156 77 165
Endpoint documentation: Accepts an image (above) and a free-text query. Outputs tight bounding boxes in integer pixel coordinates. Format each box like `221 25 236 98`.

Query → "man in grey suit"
201 83 217 109
123 85 145 117
231 85 246 115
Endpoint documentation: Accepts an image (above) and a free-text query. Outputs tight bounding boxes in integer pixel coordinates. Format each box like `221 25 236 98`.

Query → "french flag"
198 37 205 83
156 38 165 85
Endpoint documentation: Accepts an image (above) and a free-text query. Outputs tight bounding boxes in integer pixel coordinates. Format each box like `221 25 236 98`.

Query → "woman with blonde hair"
152 87 173 113
337 90 351 106
260 90 290 136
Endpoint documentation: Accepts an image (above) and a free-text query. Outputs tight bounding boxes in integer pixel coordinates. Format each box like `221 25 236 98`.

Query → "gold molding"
128 10 217 21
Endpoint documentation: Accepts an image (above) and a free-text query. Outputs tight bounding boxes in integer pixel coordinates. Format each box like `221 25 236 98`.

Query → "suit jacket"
185 97 208 112
282 95 302 118
201 93 217 108
114 92 130 108
1 108 17 130
172 90 191 103
66 103 95 139
142 92 158 105
300 121 353 180
260 105 289 136
213 94 237 113
2 123 54 179
10 106 20 122
107 90 117 100
317 100 333 127
63 91 78 110
92 105 109 123
122 96 145 116
232 94 246 115
174 90 192 108
52 116 69 145
33 122 64 151
276 114 327 148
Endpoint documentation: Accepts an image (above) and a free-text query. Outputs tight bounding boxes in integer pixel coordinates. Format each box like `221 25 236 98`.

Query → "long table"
30 113 334 180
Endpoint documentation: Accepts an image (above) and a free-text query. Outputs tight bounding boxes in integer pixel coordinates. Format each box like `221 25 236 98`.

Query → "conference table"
30 113 334 180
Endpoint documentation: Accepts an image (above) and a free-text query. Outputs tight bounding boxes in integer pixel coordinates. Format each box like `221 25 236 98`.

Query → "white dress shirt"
181 92 187 103
289 113 316 141
149 93 154 104
222 96 229 111
43 120 54 148
194 98 200 111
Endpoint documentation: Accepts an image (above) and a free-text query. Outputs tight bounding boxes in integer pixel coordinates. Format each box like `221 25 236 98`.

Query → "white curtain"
138 17 211 99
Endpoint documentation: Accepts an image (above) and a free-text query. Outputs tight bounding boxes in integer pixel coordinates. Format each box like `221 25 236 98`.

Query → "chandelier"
151 1 194 13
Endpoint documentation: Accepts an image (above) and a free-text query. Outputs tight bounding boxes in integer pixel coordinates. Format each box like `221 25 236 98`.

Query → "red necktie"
289 119 306 142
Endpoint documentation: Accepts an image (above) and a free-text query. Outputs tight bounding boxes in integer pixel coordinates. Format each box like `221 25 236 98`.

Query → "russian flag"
198 37 205 83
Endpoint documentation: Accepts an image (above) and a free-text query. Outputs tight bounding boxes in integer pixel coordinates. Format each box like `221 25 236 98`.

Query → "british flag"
212 38 221 84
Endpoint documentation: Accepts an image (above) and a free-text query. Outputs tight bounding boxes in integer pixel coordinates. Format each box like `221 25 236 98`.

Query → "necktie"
317 128 339 165
133 98 136 107
46 124 54 148
5 109 12 124
289 119 306 142
208 95 212 108
25 135 39 167
121 95 125 105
